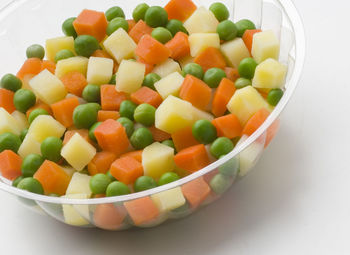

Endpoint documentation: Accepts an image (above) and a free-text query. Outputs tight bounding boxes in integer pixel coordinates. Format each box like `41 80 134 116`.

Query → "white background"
1 0 350 254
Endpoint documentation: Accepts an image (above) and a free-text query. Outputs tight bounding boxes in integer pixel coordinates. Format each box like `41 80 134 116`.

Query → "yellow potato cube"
103 28 136 63
178 55 194 69
184 7 219 34
0 108 21 135
55 56 89 79
61 133 96 171
11 111 29 130
192 106 214 122
115 60 145 93
45 36 75 61
62 194 90 226
154 72 184 99
87 57 114 85
28 115 66 142
252 30 280 63
153 58 181 78
61 166 76 177
18 134 41 158
29 69 67 104
142 142 175 180
252 58 287 89
221 38 250 68
188 33 220 57
66 172 92 197
151 187 186 212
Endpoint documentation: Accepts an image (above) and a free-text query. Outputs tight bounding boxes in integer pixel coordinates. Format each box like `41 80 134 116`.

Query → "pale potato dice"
192 106 214 122
28 115 66 142
62 194 90 226
184 7 219 34
61 133 96 171
46 36 75 61
55 56 89 78
103 28 136 63
11 111 28 130
18 134 41 158
87 57 114 85
188 33 220 57
153 59 181 78
252 58 287 89
221 38 250 68
142 142 175 180
251 30 280 63
66 172 92 197
178 55 195 69
29 69 67 104
115 60 145 93
0 108 21 135
61 166 76 177
151 187 186 212
154 72 184 99
227 86 270 125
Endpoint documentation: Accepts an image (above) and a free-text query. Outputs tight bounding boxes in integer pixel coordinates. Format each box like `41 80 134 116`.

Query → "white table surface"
1 0 349 254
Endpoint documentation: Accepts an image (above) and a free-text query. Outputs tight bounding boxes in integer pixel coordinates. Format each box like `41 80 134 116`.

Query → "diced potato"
61 166 76 177
192 106 214 122
154 72 184 99
188 33 220 57
221 38 250 68
178 55 195 69
151 187 186 212
61 133 96 171
153 59 181 78
252 58 287 89
62 193 90 226
66 172 92 197
252 30 280 63
103 28 136 63
18 134 41 158
184 7 219 34
28 115 66 142
142 142 175 180
115 60 145 93
0 108 21 135
55 56 89 79
86 57 114 85
11 111 29 130
46 36 75 61
29 69 67 104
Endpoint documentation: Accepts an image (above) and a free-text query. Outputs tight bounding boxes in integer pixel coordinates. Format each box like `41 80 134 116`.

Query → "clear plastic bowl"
0 0 305 230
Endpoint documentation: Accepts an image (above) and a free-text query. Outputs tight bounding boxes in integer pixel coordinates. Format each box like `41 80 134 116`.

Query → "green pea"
166 19 188 36
0 74 22 92
40 137 63 163
267 89 284 106
107 17 129 35
134 176 157 192
21 154 44 177
106 181 131 196
13 89 36 113
235 19 256 37
130 127 153 149
134 104 156 126
117 117 134 138
54 49 75 63
218 155 239 177
151 27 173 44
105 6 125 21
90 173 112 195
210 137 234 158
145 6 168 28
73 103 100 129
107 170 117 182
28 108 49 124
158 172 180 186
17 177 44 194
62 17 77 38
235 77 251 89
203 68 226 88
0 132 21 153
12 176 24 187
238 58 258 79
82 84 100 103
120 100 137 120
142 73 161 90
209 2 229 22
74 35 100 57
26 44 45 59
217 20 238 41
133 3 150 22
192 119 217 144
183 63 204 80
210 173 232 194
19 128 28 141
88 122 102 142
161 140 176 152
109 74 116 84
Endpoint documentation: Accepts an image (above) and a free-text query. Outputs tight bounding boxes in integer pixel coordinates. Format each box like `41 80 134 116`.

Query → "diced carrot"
34 160 71 195
171 126 199 152
120 150 143 163
242 29 262 52
174 144 210 173
88 151 117 176
41 60 56 74
181 177 211 209
51 97 80 128
16 58 42 80
0 150 22 181
179 74 212 110
94 119 129 156
224 67 240 82
73 9 108 41
110 156 143 185
242 108 270 136
165 0 197 22
135 35 171 65
131 87 162 108
257 88 269 99
211 78 236 117
212 114 242 139
165 32 190 60
194 47 226 72
148 126 171 142
93 204 127 230
265 119 280 148
0 88 16 114
60 71 88 97
100 85 128 111
127 19 136 32
97 110 120 122
137 57 154 75
26 101 52 118
129 20 153 44
124 197 160 225
63 129 92 145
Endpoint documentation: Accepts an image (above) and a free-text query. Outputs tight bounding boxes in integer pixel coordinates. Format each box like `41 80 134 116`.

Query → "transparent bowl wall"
0 0 305 230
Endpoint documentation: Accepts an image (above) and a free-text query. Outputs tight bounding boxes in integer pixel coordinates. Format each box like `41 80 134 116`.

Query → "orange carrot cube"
242 29 262 52
110 156 143 185
212 78 236 117
93 204 127 230
97 110 120 122
63 129 92 145
17 58 42 80
51 97 80 128
120 150 143 163
242 108 270 136
41 60 56 74
60 71 88 97
165 32 190 60
124 197 160 225
100 85 127 111
129 20 153 44
0 88 16 114
174 144 210 173
148 126 171 142
165 0 197 22
212 114 242 139
135 35 171 65
171 126 199 152
73 9 108 41
224 67 240 82
131 87 163 108
181 177 211 208
194 47 226 72
88 151 117 176
0 150 22 181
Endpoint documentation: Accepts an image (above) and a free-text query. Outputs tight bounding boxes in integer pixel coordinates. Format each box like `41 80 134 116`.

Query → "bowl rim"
0 0 305 205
